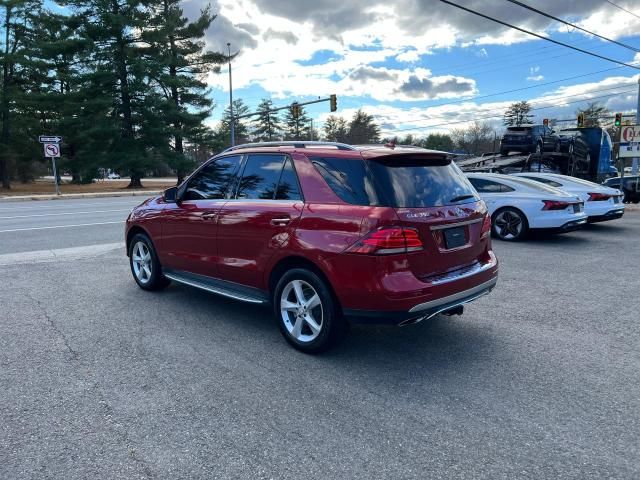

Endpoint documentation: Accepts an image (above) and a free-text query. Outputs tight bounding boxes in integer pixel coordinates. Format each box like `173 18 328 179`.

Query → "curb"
0 190 161 202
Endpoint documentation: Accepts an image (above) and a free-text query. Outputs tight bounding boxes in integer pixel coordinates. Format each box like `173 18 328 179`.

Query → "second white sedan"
466 173 587 241
510 172 624 223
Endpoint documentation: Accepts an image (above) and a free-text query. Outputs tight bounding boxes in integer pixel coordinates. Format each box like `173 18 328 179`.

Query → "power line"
380 64 636 127
504 0 640 52
439 0 640 69
604 0 640 21
383 88 636 133
378 81 637 128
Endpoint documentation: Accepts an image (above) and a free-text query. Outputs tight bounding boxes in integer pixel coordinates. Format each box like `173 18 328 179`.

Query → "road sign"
619 125 640 158
44 143 60 158
39 135 62 143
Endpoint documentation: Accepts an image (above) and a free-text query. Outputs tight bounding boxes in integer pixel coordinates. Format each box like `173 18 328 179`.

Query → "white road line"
0 242 125 265
0 200 142 212
0 221 125 233
0 209 131 219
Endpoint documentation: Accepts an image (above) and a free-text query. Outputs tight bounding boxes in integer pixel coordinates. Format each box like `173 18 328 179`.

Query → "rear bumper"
345 277 498 326
501 143 533 152
559 218 587 232
588 209 625 222
343 254 499 326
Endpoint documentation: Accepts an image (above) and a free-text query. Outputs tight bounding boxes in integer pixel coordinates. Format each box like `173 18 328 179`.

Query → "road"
0 197 143 254
1 196 639 479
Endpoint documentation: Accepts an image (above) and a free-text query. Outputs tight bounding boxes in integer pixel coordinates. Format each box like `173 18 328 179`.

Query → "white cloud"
315 73 640 137
193 0 640 128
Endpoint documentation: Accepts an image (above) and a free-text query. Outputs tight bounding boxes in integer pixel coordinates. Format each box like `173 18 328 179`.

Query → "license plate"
443 226 466 249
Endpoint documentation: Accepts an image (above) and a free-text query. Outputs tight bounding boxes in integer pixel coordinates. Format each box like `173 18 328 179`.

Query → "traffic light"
329 94 337 112
291 103 300 119
577 113 585 127
615 112 622 127
543 118 549 127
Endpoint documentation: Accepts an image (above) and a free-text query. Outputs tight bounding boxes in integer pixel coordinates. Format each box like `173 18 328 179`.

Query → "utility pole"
632 77 640 175
227 43 235 147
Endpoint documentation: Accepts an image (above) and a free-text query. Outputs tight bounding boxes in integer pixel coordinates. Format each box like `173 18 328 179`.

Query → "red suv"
126 142 498 352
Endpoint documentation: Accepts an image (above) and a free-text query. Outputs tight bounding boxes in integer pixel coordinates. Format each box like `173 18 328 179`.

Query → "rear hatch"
503 127 532 143
362 152 490 280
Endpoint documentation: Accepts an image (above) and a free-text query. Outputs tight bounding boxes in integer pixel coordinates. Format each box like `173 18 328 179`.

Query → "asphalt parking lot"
1 199 639 479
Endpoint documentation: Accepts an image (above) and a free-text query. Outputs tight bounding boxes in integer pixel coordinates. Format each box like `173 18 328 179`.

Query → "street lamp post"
227 43 235 147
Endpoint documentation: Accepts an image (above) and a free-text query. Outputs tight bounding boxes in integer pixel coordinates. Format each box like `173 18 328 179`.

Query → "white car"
511 173 624 223
107 172 121 179
466 173 587 241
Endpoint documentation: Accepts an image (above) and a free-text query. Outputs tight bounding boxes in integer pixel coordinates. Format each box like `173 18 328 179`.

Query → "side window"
310 157 381 206
183 155 242 200
469 178 505 193
522 176 562 188
236 154 286 200
275 158 302 200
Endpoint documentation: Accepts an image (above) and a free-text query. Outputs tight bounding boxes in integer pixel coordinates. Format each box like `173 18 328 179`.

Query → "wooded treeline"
0 0 229 188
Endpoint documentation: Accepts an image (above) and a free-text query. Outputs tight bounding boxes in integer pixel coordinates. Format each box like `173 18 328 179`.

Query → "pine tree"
322 115 348 142
63 0 162 188
422 133 454 152
253 98 281 141
347 109 380 144
503 101 534 127
216 98 250 146
576 102 609 128
143 1 227 184
0 0 42 189
24 11 100 184
283 104 310 140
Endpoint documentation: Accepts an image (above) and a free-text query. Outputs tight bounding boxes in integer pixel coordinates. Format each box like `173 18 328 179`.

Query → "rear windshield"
310 156 479 208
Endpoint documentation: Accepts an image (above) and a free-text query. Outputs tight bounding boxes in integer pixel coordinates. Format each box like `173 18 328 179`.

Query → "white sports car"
510 172 624 223
466 173 587 241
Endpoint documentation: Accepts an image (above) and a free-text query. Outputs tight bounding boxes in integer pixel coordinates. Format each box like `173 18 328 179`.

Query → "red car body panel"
216 199 304 288
126 145 498 325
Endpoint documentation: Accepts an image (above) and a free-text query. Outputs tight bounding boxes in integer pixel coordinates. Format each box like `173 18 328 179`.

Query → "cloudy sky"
185 0 640 137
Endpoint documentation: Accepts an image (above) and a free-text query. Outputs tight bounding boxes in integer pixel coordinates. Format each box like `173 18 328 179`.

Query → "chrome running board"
164 271 267 305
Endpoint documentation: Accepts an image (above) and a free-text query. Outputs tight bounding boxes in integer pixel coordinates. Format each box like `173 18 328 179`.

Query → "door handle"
270 217 291 226
201 212 218 220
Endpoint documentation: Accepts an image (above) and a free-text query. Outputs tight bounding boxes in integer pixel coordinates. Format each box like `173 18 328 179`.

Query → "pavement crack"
27 292 79 361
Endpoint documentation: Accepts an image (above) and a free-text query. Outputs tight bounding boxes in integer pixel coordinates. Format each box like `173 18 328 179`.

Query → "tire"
492 208 529 241
128 233 170 291
273 268 345 354
554 141 561 153
534 142 542 154
500 148 509 156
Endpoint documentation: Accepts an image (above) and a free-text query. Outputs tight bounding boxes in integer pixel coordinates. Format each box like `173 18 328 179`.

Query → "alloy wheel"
280 279 323 343
132 241 152 284
494 210 524 240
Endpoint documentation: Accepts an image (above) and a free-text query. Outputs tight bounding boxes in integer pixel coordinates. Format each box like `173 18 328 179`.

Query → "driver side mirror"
163 186 178 203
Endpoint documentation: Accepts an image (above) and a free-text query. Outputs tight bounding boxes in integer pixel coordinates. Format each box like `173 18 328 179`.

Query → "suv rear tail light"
542 200 572 211
480 214 492 239
587 192 611 201
346 227 423 255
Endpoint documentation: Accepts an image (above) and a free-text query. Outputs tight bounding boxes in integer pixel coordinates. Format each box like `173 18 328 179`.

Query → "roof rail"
223 141 356 152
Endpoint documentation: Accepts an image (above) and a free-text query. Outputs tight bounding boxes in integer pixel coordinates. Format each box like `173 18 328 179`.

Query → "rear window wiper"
449 194 476 203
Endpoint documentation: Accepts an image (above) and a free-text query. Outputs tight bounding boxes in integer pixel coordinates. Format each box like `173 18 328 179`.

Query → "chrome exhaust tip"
398 316 426 327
